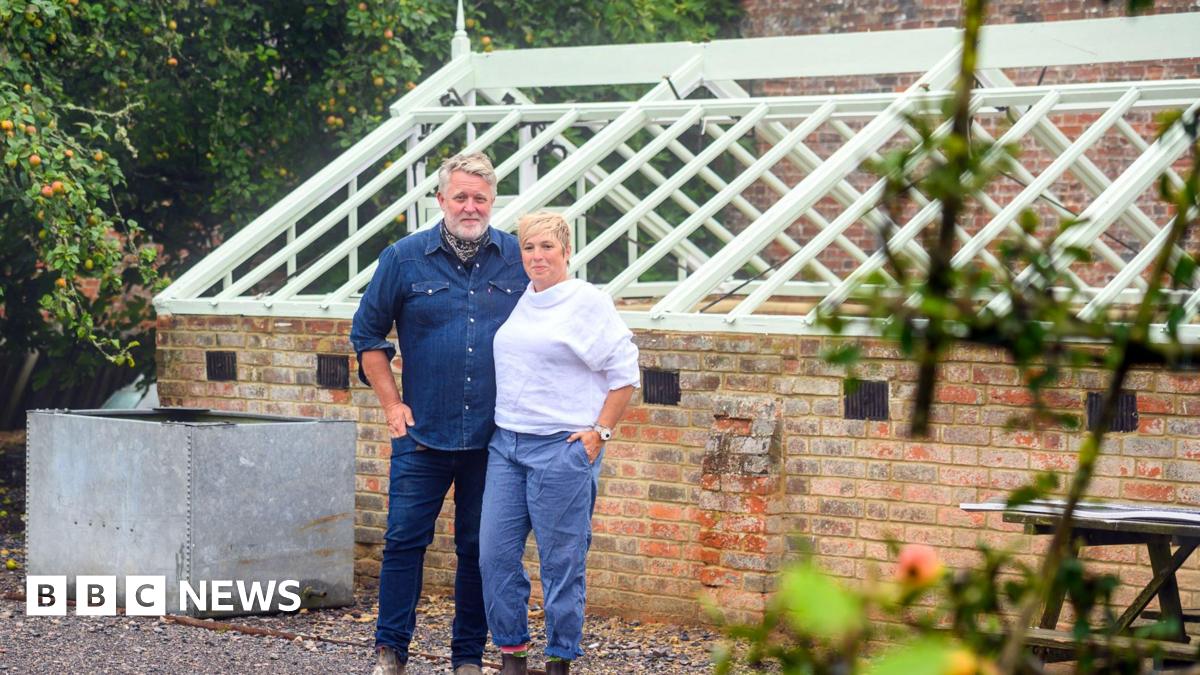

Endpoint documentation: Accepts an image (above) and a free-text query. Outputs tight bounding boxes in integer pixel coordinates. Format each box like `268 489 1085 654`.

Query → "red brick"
1122 481 1175 502
1137 394 1173 414
639 540 682 558
935 384 983 404
1158 374 1200 394
649 522 689 541
640 427 682 443
698 567 740 588
647 504 683 521
712 417 752 434
905 444 952 463
1134 460 1163 479
989 387 1035 406
972 365 1019 386
1029 452 1076 472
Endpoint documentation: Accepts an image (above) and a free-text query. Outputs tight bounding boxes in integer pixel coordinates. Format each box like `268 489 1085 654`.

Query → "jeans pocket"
391 435 422 455
571 438 593 467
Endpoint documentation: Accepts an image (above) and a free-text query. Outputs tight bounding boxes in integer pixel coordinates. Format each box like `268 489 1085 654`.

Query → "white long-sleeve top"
493 278 640 435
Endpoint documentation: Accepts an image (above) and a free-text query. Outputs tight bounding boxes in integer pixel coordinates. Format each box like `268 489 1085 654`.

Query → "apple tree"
0 0 739 389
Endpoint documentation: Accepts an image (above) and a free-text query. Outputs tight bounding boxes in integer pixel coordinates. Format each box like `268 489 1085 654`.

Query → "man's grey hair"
437 152 497 194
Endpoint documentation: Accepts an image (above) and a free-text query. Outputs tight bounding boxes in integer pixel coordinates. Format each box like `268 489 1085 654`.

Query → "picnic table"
961 499 1200 661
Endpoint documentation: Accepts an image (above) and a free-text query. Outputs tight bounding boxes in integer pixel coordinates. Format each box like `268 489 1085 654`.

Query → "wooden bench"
962 500 1200 663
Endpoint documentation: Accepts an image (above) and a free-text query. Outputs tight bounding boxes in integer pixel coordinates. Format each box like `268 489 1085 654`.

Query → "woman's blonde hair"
517 211 572 253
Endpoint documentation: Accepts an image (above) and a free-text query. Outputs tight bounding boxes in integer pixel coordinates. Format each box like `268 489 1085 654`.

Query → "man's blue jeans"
376 436 488 669
480 429 603 661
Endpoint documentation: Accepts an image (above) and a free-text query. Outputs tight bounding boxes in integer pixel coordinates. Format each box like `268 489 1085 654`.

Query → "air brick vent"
205 351 237 381
317 354 350 389
642 369 681 406
1086 391 1138 433
844 380 888 421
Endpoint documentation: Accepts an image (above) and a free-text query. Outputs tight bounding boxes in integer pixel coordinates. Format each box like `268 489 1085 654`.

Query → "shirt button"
467 377 472 382
469 290 475 295
427 290 433 295
465 405 470 410
469 317 475 323
468 347 473 352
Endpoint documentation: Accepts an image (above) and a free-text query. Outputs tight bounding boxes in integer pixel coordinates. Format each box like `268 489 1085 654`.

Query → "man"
351 153 528 675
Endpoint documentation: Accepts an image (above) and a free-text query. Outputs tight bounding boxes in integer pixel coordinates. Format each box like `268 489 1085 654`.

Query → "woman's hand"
567 429 602 463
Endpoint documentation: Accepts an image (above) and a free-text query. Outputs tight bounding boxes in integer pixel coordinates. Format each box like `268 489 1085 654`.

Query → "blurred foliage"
715 542 1182 674
717 0 1199 672
0 0 740 387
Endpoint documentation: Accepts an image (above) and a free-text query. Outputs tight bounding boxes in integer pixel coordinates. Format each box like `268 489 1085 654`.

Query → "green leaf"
823 344 861 367
1006 471 1059 508
1173 255 1197 288
775 564 863 640
866 637 957 675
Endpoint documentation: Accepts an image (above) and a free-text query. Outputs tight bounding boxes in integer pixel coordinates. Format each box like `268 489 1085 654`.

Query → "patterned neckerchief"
440 223 491 263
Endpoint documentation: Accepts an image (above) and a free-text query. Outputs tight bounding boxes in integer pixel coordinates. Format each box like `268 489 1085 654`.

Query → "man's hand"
567 429 602 463
384 401 415 439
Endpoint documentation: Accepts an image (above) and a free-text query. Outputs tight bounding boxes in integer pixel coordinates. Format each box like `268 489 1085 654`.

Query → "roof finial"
451 0 470 58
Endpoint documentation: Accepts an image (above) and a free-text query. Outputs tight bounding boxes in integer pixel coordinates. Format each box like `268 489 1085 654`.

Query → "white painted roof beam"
636 120 840 275
963 118 1148 293
984 101 1200 316
478 88 714 274
560 110 702 223
707 80 925 271
468 14 1200 88
402 80 1200 125
978 72 1164 253
979 69 1189 262
488 56 703 233
1078 220 1178 321
603 128 775 275
602 101 838 296
158 56 474 304
698 121 878 274
265 110 523 305
947 88 1140 270
318 108 585 307
571 104 771 270
211 113 468 304
650 48 962 317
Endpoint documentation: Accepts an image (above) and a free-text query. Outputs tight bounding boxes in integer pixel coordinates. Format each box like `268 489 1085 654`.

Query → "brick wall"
151 2 1200 625
157 315 1200 624
741 0 1200 37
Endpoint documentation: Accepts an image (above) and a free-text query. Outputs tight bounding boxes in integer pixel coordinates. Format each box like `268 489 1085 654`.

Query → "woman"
480 211 639 675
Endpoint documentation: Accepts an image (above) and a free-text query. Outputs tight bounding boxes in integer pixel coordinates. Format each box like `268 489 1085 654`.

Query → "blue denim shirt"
350 223 528 450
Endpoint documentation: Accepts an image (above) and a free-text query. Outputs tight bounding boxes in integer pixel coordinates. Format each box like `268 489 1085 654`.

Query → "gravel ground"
0 431 721 674
0 536 719 674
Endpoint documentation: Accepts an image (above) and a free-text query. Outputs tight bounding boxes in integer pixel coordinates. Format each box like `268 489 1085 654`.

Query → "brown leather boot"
499 652 528 675
371 646 405 675
545 660 570 675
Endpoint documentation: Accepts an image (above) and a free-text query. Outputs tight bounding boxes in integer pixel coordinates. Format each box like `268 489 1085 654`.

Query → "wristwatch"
592 423 613 441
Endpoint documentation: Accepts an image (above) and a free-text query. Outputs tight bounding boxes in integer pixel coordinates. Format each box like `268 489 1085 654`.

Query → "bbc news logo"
26 576 302 616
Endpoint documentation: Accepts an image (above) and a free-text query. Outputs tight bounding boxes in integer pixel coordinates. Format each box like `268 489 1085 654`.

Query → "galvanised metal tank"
26 408 355 616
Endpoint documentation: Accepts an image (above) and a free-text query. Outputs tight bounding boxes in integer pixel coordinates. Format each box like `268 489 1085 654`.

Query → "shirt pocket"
406 280 452 326
485 279 525 324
